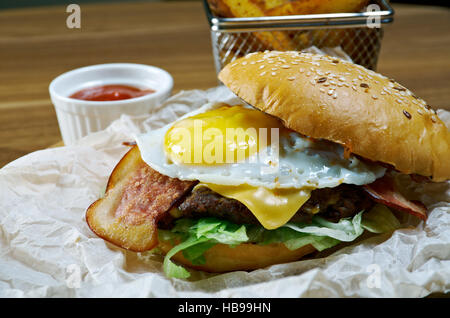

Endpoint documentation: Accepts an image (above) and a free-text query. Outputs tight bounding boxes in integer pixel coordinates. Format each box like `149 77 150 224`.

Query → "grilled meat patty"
158 184 374 228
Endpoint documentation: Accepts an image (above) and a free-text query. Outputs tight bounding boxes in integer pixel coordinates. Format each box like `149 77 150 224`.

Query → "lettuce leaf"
245 224 341 251
163 236 209 279
161 218 249 278
284 234 340 251
283 212 364 242
361 204 401 233
159 205 400 279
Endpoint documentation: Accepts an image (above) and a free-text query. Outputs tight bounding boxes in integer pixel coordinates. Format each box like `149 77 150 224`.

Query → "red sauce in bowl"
70 84 155 101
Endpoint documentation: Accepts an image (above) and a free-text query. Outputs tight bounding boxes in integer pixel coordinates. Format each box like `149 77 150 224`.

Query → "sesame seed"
317 77 327 83
299 68 305 73
320 87 326 93
381 91 386 95
306 71 311 76
328 89 334 96
272 67 278 71
242 61 248 66
360 83 369 88
332 93 338 99
431 116 437 123
372 95 378 100
291 61 299 65
250 61 256 65
396 99 402 104
259 65 265 69
338 77 346 82
403 110 412 119
260 71 266 76
352 86 357 91
417 109 423 115
310 79 315 85
271 72 277 76
287 76 296 81
358 75 363 80
281 65 290 69
332 59 339 64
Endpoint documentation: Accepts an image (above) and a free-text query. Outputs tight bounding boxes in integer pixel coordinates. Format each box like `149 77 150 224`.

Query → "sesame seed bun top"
218 51 450 182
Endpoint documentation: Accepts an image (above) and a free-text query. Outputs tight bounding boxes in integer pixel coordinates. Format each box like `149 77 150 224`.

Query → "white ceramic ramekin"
49 63 173 145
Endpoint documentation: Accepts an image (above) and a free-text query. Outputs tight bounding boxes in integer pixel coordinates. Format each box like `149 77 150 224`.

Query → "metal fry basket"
203 0 394 73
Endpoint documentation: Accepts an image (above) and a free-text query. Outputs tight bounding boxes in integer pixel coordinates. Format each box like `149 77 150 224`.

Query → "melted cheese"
202 183 312 230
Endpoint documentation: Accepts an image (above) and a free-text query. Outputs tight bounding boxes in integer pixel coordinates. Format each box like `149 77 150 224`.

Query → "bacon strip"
363 174 428 221
86 146 197 252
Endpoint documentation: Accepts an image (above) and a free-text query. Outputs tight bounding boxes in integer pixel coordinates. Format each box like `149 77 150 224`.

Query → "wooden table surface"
0 2 449 168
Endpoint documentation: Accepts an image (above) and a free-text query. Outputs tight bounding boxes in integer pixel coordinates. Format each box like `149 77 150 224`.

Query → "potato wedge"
208 0 296 51
258 0 289 11
207 0 234 17
266 0 369 16
207 0 370 64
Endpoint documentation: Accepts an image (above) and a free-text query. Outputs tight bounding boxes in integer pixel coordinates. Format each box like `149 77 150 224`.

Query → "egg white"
134 102 386 189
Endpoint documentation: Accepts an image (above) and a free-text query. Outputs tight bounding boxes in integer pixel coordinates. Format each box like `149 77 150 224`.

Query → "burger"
86 51 450 279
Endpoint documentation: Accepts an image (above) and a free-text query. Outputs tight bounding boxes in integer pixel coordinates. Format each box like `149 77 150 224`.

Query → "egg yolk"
164 105 286 165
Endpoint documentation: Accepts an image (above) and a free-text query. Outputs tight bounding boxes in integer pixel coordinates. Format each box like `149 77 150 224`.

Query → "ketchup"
69 84 155 101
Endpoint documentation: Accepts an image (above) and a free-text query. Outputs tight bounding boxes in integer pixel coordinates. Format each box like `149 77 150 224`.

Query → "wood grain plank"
0 2 217 166
378 5 450 111
0 2 449 168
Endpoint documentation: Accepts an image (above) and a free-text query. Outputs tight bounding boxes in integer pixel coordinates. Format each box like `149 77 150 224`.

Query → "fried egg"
134 102 386 190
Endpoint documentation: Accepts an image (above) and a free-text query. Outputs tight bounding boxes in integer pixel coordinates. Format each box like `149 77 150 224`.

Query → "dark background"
1 0 449 10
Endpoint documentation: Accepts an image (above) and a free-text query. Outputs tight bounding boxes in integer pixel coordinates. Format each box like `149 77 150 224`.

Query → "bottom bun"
158 240 317 273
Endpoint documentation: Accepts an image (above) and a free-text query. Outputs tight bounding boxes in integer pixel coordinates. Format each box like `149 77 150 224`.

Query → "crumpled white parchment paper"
1 85 449 298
